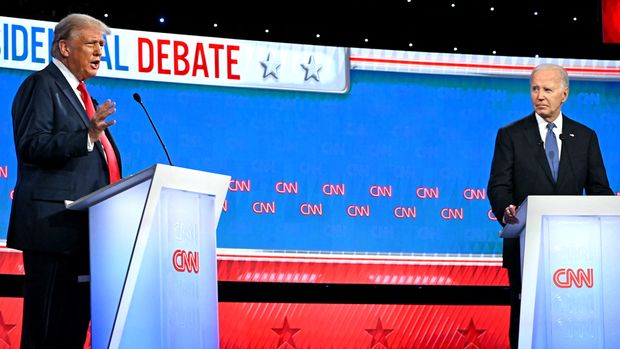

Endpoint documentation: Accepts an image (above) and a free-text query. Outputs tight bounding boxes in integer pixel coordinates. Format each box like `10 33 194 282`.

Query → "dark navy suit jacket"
8 63 122 256
487 113 613 273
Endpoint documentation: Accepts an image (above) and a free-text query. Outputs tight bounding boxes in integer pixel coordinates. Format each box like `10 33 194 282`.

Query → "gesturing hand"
88 99 116 142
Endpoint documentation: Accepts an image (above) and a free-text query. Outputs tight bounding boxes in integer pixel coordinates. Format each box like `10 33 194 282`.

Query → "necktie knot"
77 81 87 94
547 122 556 132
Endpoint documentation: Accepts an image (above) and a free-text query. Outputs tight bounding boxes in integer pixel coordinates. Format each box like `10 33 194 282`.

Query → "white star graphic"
260 53 281 80
301 55 322 82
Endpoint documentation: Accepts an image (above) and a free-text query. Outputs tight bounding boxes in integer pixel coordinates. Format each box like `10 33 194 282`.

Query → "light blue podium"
502 195 620 349
68 164 230 349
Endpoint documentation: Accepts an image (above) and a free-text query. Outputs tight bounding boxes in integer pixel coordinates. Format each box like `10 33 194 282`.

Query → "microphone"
132 93 174 166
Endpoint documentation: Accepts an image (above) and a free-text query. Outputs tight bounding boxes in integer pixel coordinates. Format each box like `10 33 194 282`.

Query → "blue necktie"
545 122 559 182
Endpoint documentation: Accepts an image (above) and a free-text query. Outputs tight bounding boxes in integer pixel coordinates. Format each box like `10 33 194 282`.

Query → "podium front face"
77 165 230 349
517 196 620 348
537 216 616 348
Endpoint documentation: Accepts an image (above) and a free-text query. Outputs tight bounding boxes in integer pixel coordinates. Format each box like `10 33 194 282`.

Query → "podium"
67 164 230 349
501 195 620 348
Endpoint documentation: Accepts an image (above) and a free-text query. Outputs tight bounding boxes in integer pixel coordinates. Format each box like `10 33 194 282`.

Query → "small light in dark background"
3 0 620 60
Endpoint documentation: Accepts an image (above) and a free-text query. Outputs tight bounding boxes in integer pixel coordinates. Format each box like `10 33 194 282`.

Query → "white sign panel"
0 16 349 93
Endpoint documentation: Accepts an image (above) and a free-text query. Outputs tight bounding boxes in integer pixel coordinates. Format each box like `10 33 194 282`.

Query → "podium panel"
68 164 230 349
539 216 605 348
502 196 620 348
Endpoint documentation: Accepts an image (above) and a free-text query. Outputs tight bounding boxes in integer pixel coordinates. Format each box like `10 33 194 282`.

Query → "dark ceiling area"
5 0 620 60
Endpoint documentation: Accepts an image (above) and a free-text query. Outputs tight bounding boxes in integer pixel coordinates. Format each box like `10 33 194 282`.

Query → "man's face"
59 26 105 81
530 68 568 122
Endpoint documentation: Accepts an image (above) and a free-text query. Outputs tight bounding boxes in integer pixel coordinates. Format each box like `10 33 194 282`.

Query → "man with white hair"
487 63 614 348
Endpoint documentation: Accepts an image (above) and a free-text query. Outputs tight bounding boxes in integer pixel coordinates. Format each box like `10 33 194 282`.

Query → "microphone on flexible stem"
132 93 174 166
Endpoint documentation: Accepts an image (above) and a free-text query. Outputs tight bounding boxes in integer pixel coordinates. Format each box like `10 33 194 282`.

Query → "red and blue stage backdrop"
1 15 620 348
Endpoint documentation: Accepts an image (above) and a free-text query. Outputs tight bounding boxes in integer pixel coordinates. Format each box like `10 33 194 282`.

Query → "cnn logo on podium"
172 249 200 273
553 268 594 288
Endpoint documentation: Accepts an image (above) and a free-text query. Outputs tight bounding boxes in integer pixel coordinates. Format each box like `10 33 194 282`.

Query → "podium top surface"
500 199 528 239
66 164 231 211
500 195 620 238
66 165 156 211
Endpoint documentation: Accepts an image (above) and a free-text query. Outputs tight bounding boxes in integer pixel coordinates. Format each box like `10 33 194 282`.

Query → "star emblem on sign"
0 311 17 348
301 55 322 82
457 318 487 349
272 316 301 349
260 53 281 80
365 318 393 349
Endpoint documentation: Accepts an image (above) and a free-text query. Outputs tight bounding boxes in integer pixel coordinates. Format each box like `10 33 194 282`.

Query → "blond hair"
51 13 110 59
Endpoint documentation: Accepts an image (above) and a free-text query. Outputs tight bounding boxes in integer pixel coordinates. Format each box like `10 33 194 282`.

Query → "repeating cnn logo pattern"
173 249 200 273
226 179 493 221
553 268 593 288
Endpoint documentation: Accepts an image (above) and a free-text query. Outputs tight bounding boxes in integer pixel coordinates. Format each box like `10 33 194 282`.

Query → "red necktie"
77 82 121 183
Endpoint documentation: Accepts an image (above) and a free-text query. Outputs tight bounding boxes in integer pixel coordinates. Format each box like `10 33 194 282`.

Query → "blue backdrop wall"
1 67 618 255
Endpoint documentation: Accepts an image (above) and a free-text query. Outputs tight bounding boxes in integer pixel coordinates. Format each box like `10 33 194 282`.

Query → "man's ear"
59 40 70 58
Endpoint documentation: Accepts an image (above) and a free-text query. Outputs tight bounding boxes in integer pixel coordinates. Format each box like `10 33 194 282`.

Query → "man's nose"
93 43 103 55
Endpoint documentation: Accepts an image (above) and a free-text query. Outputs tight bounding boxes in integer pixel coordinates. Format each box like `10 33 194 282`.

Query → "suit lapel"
47 64 107 159
58 82 93 128
557 117 577 185
46 64 91 127
523 114 555 184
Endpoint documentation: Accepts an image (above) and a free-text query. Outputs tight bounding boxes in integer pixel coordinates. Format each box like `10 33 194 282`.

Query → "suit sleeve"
487 127 515 226
585 130 614 195
12 74 89 165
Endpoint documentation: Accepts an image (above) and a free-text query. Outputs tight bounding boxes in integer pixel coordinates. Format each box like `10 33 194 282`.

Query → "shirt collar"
52 57 81 90
535 112 563 132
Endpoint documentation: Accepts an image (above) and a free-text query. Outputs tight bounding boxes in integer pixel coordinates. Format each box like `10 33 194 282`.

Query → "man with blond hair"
9 13 122 348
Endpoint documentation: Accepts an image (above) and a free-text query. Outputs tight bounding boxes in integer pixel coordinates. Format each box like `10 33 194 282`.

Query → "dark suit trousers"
507 265 521 349
21 251 90 349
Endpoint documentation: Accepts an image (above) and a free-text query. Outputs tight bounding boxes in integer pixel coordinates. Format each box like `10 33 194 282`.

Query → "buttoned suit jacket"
488 113 613 273
8 63 122 256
